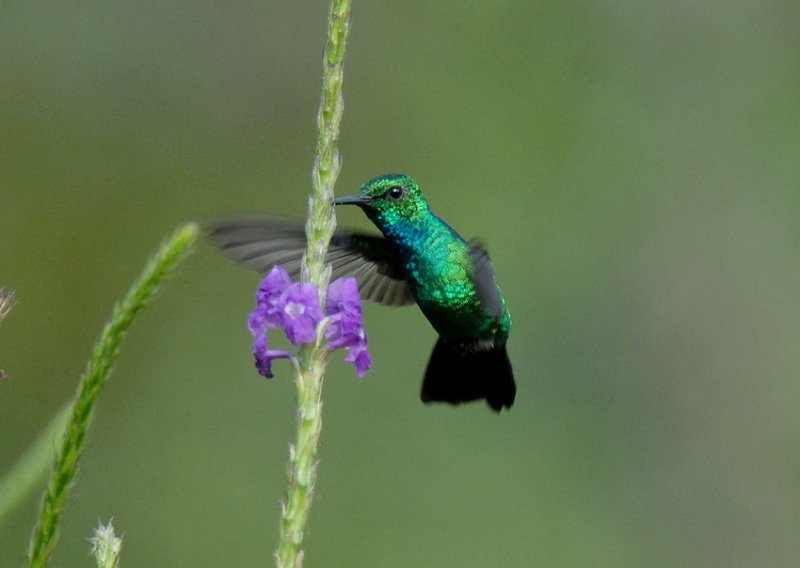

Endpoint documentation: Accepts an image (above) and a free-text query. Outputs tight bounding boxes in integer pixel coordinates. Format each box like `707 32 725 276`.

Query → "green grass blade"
0 404 70 525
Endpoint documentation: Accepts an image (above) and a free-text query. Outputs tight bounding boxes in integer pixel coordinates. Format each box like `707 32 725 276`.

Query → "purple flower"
248 266 294 378
326 277 362 322
278 283 324 345
247 268 371 379
251 335 292 379
325 277 371 376
344 343 372 378
253 265 292 330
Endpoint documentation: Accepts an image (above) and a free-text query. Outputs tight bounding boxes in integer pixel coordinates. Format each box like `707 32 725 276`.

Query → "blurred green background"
2 1 799 566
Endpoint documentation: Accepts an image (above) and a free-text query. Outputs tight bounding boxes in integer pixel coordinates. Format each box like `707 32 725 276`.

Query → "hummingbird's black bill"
333 194 372 206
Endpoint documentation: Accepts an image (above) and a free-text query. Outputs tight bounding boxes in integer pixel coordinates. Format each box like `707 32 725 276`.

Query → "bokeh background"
2 1 799 566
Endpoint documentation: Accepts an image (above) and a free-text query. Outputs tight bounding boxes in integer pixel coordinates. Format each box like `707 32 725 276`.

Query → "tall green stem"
26 224 198 568
275 1 351 567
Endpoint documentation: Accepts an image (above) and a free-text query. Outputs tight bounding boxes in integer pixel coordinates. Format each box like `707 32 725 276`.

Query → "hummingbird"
209 173 515 412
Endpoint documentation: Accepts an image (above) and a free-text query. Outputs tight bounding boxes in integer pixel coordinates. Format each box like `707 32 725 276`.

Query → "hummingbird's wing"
468 240 505 319
209 216 415 307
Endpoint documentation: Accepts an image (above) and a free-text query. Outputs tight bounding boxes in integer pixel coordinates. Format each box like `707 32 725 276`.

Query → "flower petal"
259 266 292 300
326 277 362 317
256 266 293 327
252 335 293 379
279 283 324 345
252 335 274 378
345 344 372 377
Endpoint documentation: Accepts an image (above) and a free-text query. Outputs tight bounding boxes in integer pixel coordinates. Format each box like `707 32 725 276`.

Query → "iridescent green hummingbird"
210 173 515 411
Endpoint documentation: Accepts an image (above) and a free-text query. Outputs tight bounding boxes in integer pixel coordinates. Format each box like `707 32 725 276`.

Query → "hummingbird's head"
334 173 429 228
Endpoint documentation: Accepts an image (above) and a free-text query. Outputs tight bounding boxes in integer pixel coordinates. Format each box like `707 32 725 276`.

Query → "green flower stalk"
276 1 351 567
26 223 198 568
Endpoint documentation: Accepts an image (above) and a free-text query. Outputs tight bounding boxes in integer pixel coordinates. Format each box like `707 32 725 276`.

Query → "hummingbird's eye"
385 186 405 201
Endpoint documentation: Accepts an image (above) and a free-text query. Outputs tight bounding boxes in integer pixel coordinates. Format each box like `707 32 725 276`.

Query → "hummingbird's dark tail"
421 338 516 412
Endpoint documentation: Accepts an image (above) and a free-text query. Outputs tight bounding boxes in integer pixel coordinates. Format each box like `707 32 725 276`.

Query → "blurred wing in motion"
468 240 504 319
208 216 415 307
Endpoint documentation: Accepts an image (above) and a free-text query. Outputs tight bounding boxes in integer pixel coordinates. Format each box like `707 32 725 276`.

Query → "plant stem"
26 223 198 568
276 2 351 567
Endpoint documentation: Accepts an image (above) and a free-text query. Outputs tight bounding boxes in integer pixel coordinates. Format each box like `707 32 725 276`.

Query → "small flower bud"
89 520 122 568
